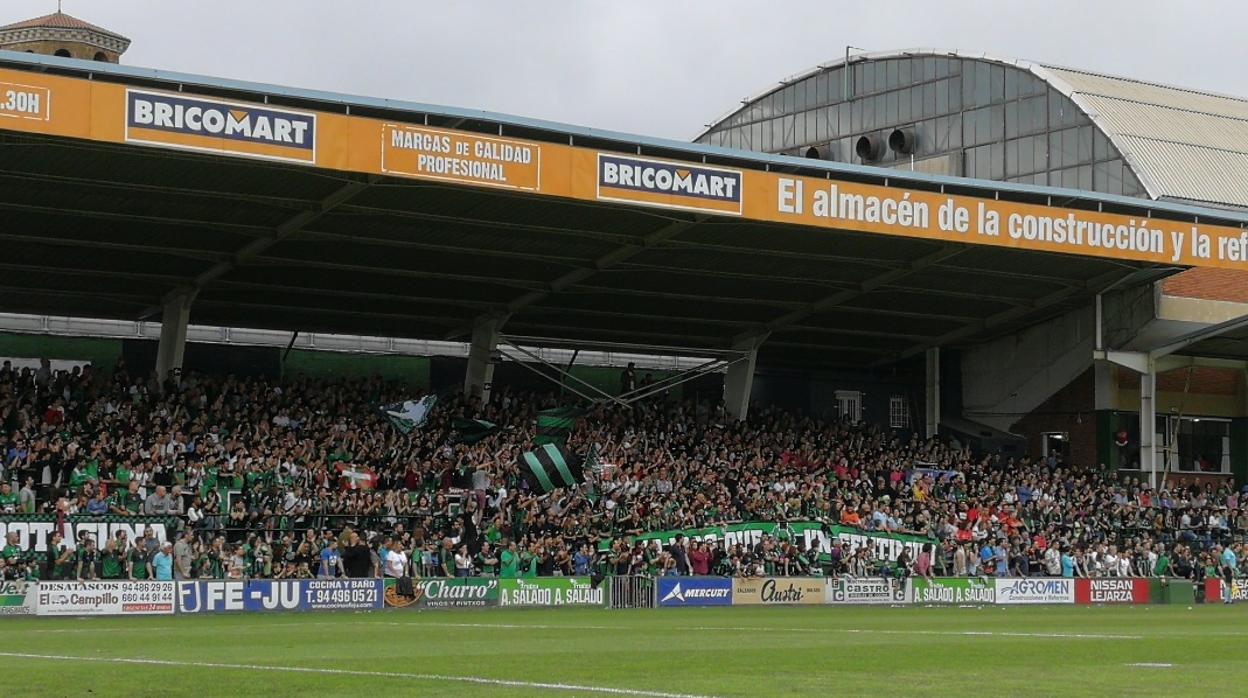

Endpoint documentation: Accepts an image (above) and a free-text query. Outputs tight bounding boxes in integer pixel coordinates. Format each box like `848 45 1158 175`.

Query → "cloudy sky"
14 1 1245 140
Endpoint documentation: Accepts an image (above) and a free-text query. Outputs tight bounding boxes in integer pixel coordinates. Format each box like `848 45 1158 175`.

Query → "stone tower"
0 10 130 63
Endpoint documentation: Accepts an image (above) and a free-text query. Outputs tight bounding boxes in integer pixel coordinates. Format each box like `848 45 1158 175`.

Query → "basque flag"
336 464 378 490
521 443 595 494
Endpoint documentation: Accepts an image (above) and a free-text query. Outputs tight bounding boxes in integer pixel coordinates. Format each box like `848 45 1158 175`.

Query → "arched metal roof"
701 48 1248 209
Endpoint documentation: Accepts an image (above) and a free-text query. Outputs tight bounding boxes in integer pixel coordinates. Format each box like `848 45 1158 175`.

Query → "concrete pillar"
724 335 763 421
464 316 501 403
1140 358 1157 489
1093 360 1116 411
925 347 941 438
155 291 193 381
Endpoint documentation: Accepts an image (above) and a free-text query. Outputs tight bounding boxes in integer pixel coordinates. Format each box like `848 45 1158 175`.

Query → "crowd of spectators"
2 358 1247 586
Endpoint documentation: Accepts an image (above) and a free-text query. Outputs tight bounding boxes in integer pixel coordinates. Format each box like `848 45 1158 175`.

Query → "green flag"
451 418 500 445
534 406 582 446
520 443 586 495
379 395 436 434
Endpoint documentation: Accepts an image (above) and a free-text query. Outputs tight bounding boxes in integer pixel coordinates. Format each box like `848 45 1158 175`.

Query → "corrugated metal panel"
1042 67 1248 120
1109 136 1248 207
1080 95 1248 151
1036 66 1248 207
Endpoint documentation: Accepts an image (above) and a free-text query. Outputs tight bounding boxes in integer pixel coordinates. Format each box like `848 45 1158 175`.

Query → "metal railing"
609 575 654 609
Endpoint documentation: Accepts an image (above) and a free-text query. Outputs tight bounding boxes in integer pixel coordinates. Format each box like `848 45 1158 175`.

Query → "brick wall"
1162 268 1248 303
1118 366 1241 395
0 39 118 62
1012 368 1097 467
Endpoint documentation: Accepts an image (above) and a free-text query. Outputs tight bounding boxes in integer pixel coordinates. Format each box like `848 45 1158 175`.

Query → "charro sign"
2 65 1247 269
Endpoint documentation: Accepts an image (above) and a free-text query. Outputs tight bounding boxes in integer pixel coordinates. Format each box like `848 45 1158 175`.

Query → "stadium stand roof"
701 49 1248 210
1 50 1245 370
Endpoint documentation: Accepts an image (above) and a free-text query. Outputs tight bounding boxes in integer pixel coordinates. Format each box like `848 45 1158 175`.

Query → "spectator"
173 530 194 580
342 531 372 578
0 483 16 514
915 543 933 580
85 490 110 516
669 534 690 576
43 532 69 580
75 536 99 581
18 477 35 514
454 544 473 578
383 539 407 579
1 359 1243 584
152 542 175 581
318 539 344 579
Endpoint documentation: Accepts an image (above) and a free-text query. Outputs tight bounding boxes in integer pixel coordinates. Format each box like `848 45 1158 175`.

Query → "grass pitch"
1 605 1243 696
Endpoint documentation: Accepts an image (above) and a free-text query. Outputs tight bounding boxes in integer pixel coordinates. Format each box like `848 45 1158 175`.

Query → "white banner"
0 580 36 615
994 578 1074 604
35 580 176 616
825 577 909 604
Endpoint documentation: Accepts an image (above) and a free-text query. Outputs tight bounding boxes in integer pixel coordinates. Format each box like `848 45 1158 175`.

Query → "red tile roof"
0 11 128 41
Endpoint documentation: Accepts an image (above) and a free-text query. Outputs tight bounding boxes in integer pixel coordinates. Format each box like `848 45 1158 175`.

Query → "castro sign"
827 577 908 604
732 577 824 605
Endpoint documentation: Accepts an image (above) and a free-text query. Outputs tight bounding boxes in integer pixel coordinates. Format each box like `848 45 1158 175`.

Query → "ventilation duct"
804 145 833 160
889 127 917 155
855 134 883 162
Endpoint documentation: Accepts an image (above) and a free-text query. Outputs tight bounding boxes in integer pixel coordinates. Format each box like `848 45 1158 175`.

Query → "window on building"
1171 417 1231 474
54 49 71 58
889 395 910 429
836 390 863 424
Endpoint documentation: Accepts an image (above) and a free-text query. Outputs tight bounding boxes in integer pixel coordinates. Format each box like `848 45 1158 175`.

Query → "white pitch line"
0 652 717 698
1127 663 1174 668
20 619 1143 640
406 622 1143 640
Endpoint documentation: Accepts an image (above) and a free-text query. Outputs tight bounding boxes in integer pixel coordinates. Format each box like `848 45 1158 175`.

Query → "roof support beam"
209 280 496 311
339 202 637 246
447 216 704 339
0 285 152 304
0 262 189 284
295 230 593 266
1145 311 1248 359
888 268 1134 363
732 245 964 345
139 176 378 319
0 232 228 262
193 298 461 326
245 256 546 290
0 201 271 235
0 169 316 211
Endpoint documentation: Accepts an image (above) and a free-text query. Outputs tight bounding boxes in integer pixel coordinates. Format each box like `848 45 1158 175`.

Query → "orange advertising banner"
3 65 1246 270
380 123 541 191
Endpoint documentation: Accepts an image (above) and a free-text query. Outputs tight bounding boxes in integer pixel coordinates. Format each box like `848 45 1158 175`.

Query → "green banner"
911 577 996 604
498 577 606 607
603 521 934 564
382 577 499 609
0 580 34 615
0 514 178 556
